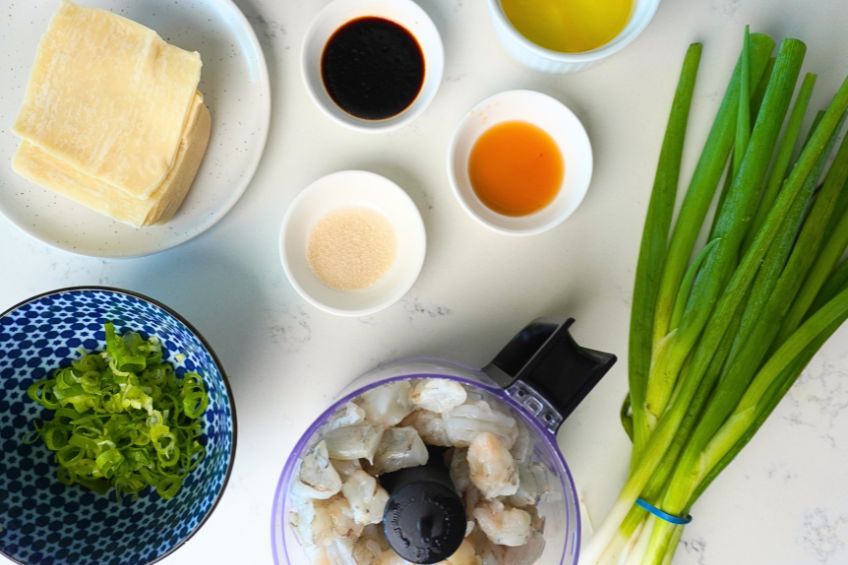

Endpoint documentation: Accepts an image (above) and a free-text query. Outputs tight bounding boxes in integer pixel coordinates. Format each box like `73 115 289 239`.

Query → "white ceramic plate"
0 0 270 257
279 170 427 317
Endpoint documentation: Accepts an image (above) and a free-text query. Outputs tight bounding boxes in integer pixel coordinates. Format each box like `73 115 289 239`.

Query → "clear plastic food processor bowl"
271 319 616 565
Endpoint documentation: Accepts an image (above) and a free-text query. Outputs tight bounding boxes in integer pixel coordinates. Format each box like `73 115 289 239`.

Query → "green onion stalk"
584 29 848 565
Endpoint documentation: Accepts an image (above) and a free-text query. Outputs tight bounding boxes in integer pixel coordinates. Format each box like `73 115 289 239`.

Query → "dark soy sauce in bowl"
321 17 425 120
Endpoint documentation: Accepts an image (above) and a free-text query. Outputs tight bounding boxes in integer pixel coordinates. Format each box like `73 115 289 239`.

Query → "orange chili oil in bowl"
468 120 565 217
449 90 593 236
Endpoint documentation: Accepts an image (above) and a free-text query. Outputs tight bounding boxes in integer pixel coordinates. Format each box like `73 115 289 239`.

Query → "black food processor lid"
380 447 466 564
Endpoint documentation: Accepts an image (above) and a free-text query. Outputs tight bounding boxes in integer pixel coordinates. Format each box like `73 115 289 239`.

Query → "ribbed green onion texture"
583 30 848 565
27 323 209 501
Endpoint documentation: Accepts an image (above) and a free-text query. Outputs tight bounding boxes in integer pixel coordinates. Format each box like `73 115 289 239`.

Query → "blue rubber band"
635 498 692 525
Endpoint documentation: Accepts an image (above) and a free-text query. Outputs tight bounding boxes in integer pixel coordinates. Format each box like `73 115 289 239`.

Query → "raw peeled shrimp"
294 441 342 500
501 531 546 565
469 526 544 565
472 500 533 547
324 424 383 462
306 538 357 565
289 493 360 549
448 448 471 494
369 426 428 475
342 470 390 525
510 421 533 463
443 400 518 449
353 536 385 565
440 538 481 565
360 523 390 547
357 381 414 427
401 409 452 446
467 432 519 499
466 528 498 565
410 379 467 413
323 494 363 541
508 462 549 508
358 523 390 553
462 483 482 518
292 379 551 564
328 402 367 430
332 458 364 480
288 494 319 547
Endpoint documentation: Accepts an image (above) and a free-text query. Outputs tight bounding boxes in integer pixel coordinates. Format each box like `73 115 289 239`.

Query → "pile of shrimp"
288 378 551 564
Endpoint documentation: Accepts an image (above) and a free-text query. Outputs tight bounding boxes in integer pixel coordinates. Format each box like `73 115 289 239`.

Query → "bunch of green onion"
27 322 209 501
582 28 848 564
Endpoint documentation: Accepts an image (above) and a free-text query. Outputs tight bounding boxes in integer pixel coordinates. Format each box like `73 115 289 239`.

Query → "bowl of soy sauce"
301 0 444 131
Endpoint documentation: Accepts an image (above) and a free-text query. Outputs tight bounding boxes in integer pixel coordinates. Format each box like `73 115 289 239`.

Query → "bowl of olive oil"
488 0 661 73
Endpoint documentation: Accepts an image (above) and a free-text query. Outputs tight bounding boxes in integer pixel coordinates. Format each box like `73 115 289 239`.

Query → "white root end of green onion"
580 495 639 564
622 518 655 565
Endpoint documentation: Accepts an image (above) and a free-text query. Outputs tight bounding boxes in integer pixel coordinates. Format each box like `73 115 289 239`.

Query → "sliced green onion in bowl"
26 322 210 501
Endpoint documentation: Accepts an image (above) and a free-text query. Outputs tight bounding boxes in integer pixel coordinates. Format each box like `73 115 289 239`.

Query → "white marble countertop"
2 0 848 564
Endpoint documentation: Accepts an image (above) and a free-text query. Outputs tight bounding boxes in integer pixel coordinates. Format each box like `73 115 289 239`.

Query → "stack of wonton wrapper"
11 1 211 228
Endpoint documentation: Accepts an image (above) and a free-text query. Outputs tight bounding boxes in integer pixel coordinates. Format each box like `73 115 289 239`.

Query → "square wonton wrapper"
12 94 211 227
12 0 202 199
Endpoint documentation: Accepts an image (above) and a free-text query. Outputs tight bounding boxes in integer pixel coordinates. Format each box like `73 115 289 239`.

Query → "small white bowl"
448 90 593 236
301 0 444 132
487 0 661 73
280 170 427 317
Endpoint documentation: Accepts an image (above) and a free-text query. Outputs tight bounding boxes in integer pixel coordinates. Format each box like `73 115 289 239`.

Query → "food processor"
271 318 616 564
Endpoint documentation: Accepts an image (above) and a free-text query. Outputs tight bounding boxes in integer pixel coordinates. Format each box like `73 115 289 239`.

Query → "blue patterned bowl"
0 287 236 565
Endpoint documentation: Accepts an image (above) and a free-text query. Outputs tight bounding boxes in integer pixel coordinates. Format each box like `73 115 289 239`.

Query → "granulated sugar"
307 207 397 290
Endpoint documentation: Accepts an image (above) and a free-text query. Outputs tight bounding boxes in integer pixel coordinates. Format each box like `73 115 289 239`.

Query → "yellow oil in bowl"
501 0 634 53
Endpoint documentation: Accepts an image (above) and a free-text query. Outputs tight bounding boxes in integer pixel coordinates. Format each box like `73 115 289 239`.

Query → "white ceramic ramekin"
448 90 593 236
280 170 426 317
301 0 444 132
487 0 661 73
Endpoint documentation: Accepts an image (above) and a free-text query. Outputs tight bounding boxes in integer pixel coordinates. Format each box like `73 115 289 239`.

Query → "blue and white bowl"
0 287 236 565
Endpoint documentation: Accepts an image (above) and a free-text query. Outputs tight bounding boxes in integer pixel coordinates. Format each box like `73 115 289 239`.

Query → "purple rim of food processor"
271 371 580 565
